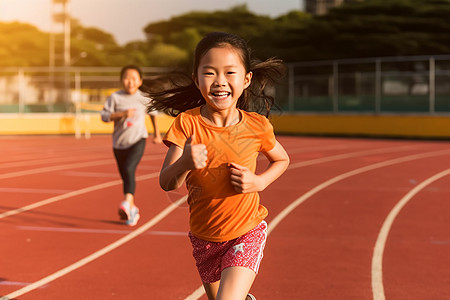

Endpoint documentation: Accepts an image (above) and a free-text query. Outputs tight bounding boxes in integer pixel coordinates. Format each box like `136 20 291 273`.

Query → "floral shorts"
189 221 268 283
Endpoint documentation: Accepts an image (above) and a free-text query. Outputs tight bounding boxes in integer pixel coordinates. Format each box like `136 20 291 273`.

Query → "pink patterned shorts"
189 221 268 283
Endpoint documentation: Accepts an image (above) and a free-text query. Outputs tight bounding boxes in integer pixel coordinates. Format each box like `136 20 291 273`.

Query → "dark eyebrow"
201 64 239 69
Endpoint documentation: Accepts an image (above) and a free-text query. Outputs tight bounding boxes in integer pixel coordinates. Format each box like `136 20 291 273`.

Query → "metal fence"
1 55 450 114
279 55 450 114
0 66 169 113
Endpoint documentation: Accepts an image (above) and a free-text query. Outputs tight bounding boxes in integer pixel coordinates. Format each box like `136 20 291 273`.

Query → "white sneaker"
126 206 140 226
118 201 131 220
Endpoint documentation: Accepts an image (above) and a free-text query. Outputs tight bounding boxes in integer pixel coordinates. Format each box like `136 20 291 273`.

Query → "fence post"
375 59 381 114
74 70 81 102
74 70 81 139
332 61 338 113
18 69 25 114
288 64 295 112
429 57 435 114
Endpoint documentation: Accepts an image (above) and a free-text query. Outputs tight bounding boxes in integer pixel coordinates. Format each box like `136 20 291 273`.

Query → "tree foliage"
143 0 450 63
0 22 50 66
299 0 450 60
1 1 450 68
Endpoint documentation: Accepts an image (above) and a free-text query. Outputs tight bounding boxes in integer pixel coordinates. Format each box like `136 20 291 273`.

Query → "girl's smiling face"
121 69 143 95
195 46 252 113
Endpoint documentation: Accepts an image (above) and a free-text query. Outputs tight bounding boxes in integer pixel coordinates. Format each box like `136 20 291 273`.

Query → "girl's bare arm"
229 141 290 194
159 136 207 191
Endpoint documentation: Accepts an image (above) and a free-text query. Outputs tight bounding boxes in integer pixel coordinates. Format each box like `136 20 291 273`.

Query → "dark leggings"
113 139 146 195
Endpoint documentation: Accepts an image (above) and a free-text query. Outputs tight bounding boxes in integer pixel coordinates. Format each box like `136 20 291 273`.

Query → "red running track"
1 135 449 299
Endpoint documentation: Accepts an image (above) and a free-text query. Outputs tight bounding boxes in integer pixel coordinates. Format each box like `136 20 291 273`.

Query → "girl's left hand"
229 162 264 193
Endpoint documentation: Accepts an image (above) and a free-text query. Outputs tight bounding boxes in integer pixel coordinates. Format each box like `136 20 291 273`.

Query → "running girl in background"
146 32 289 300
101 65 162 226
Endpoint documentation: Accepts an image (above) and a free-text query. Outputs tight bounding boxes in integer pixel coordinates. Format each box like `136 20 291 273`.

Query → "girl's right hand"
182 134 207 170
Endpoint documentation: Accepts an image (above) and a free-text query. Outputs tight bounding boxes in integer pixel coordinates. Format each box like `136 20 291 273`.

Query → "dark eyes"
202 71 236 75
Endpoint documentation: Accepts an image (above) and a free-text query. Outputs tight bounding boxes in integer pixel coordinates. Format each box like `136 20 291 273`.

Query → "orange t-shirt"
164 107 276 242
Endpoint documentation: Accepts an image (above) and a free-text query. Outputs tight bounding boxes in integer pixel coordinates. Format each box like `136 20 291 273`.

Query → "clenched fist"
182 134 208 170
229 162 263 193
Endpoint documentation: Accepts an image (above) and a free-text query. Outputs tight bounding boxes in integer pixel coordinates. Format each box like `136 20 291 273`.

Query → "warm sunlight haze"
0 0 302 44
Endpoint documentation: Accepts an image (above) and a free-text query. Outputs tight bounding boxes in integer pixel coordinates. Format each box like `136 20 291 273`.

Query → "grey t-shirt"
101 90 155 149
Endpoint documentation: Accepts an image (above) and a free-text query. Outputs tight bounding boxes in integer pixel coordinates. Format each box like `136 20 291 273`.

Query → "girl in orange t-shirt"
146 32 290 300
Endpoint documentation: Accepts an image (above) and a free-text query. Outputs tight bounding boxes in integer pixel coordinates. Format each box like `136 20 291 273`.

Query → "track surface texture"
1 135 449 300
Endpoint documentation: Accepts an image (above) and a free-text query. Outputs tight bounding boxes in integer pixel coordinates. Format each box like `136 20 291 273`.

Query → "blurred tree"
288 0 450 60
2 1 450 67
143 1 450 63
147 43 189 67
71 20 123 66
0 20 150 67
0 22 49 66
143 4 277 69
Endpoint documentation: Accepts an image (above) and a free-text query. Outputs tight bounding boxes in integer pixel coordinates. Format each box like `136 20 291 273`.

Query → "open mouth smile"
211 91 231 99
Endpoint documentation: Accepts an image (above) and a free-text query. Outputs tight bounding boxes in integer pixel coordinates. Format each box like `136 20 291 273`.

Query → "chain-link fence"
0 66 169 113
278 55 450 114
1 55 450 114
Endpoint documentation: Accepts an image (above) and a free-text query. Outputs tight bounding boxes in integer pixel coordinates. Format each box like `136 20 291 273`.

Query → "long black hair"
145 32 285 117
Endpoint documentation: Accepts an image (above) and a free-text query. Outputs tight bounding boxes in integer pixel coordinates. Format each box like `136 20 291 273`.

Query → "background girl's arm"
229 140 290 194
109 109 134 121
160 135 207 191
101 95 135 122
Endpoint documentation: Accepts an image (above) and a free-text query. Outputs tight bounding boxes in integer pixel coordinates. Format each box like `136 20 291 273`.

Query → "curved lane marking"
184 149 450 300
0 154 164 180
0 172 158 220
1 196 187 300
0 145 412 219
371 168 450 300
2 145 448 299
268 150 450 234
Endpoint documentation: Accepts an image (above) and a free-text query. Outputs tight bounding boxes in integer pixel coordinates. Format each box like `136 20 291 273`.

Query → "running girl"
101 65 162 226
147 32 289 300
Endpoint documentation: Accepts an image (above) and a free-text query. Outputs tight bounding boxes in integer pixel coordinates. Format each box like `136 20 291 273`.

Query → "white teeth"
213 92 229 97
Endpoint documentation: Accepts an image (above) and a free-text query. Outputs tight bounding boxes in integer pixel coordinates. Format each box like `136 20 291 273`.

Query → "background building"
305 0 362 15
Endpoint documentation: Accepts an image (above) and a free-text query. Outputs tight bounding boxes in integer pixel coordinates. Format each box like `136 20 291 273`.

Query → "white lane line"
0 187 73 194
184 286 207 300
0 146 394 219
184 149 450 300
0 154 164 180
3 144 446 299
1 196 187 300
15 226 134 234
0 281 46 288
0 156 97 169
58 171 119 178
287 145 418 169
280 142 367 155
268 149 450 235
0 145 405 219
371 168 450 300
16 226 187 237
0 172 158 220
0 159 114 180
